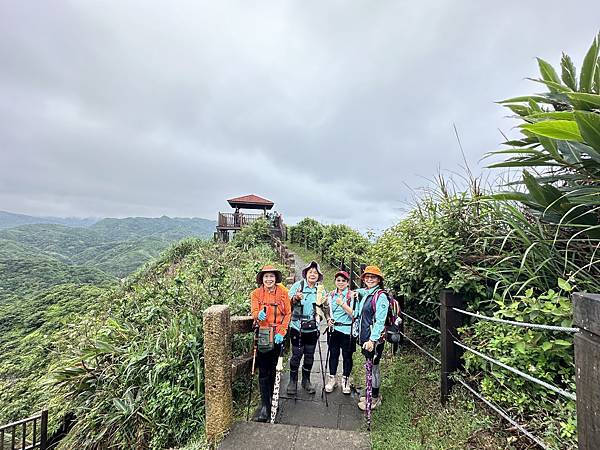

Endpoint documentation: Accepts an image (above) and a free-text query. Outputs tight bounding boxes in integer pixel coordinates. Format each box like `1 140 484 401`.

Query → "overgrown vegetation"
288 219 370 265
287 36 600 448
48 232 282 449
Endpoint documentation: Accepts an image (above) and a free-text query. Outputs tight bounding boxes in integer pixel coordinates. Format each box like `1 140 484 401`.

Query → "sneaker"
358 395 383 411
325 374 336 393
342 376 351 394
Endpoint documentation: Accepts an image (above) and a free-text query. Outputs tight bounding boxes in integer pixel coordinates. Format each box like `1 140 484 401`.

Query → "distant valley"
0 212 216 303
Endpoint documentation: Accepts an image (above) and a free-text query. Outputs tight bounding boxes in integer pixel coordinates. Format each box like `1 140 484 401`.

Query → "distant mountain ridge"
0 210 100 229
0 214 217 302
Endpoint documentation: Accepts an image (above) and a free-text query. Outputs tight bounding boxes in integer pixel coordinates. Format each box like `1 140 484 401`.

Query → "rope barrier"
401 311 441 335
453 340 576 401
452 375 550 449
397 330 441 364
452 307 579 333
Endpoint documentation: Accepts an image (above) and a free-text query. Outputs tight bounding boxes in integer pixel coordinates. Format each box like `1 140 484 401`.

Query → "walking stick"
365 355 373 431
270 344 285 423
315 307 329 407
321 325 331 400
246 316 260 421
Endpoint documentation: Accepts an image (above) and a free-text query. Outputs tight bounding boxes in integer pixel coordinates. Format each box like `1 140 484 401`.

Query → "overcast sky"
1 1 598 232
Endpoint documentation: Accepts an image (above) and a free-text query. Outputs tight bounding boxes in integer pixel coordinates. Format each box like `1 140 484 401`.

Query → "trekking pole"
322 326 331 400
246 319 259 421
314 305 328 407
270 344 285 423
365 356 373 431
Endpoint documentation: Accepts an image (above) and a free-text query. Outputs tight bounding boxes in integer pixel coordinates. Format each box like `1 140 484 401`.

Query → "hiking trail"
219 249 370 449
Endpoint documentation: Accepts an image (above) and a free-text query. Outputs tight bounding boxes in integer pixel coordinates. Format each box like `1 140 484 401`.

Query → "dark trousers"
289 328 318 372
328 329 355 376
257 343 282 389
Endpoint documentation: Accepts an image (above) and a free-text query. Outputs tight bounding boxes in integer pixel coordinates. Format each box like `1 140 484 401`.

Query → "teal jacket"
353 286 389 343
328 288 354 335
288 280 327 333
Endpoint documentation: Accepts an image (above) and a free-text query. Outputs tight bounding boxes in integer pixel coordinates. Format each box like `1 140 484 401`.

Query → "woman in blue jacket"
286 261 327 395
324 270 355 394
353 265 389 410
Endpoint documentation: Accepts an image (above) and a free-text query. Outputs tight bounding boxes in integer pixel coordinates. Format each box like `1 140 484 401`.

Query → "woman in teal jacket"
286 261 327 395
324 270 356 394
353 265 389 410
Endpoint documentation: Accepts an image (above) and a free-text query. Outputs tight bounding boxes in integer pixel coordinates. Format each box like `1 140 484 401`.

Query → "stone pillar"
573 293 600 450
203 305 233 443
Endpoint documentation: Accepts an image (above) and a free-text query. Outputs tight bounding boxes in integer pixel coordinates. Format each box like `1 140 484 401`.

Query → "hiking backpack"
370 289 402 343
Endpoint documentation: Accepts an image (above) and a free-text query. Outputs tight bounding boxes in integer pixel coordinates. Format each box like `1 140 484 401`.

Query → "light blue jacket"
353 286 389 343
328 288 354 335
288 280 327 333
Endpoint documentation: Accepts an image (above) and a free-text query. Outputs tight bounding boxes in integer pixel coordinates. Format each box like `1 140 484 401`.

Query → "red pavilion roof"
227 194 274 210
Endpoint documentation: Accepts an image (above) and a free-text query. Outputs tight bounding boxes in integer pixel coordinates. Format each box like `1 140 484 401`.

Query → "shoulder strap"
370 289 385 311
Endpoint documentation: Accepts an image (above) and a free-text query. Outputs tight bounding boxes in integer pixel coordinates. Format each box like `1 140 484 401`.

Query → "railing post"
395 295 406 353
359 263 366 288
440 290 464 405
573 292 600 450
203 305 233 443
40 410 48 450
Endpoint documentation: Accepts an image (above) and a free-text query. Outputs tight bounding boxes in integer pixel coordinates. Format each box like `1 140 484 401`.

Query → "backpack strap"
369 289 385 312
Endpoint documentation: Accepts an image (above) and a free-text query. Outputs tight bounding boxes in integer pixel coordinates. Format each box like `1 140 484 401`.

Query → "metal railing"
397 291 598 449
0 411 47 450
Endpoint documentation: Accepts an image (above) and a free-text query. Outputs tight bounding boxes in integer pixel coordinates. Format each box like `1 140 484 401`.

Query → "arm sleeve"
276 291 292 336
251 289 260 320
369 293 389 342
288 281 300 299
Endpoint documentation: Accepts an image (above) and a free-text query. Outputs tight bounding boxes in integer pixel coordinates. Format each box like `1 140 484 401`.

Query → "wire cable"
452 308 579 333
401 311 441 335
397 330 441 364
453 375 550 449
454 340 576 401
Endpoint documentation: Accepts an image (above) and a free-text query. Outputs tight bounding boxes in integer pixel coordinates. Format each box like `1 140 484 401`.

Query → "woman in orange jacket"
251 265 291 422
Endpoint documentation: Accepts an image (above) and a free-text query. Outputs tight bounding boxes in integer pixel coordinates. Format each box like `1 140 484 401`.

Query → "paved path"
219 320 370 449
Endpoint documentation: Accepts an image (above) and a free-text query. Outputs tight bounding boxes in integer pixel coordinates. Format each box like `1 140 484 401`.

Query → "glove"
258 310 267 321
274 333 284 344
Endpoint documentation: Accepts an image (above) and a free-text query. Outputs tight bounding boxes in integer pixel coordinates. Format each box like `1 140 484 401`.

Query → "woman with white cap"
285 261 327 395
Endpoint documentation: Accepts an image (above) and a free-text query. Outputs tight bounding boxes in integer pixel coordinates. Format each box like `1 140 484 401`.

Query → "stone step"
218 422 371 450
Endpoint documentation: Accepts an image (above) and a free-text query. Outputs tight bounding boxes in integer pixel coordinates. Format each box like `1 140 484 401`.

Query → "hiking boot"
286 370 298 396
256 376 272 422
342 376 351 394
358 395 382 411
324 374 336 393
301 368 316 394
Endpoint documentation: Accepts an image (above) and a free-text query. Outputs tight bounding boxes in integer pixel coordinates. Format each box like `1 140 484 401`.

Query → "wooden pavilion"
215 194 284 242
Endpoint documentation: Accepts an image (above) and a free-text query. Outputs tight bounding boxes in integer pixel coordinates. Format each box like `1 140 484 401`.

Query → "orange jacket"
251 285 291 336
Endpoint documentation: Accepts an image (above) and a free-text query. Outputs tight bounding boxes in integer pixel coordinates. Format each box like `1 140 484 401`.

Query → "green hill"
0 235 281 450
0 239 114 304
89 216 215 241
0 216 217 296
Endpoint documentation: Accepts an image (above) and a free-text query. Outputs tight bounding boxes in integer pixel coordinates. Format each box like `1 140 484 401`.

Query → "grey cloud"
1 1 599 231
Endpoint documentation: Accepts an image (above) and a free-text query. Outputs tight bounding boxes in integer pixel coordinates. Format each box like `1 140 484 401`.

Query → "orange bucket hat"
361 265 384 281
256 265 283 285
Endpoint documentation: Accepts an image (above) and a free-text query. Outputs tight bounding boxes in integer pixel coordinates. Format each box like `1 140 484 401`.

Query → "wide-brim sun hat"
361 265 384 281
256 265 283 285
301 261 324 282
334 271 350 281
